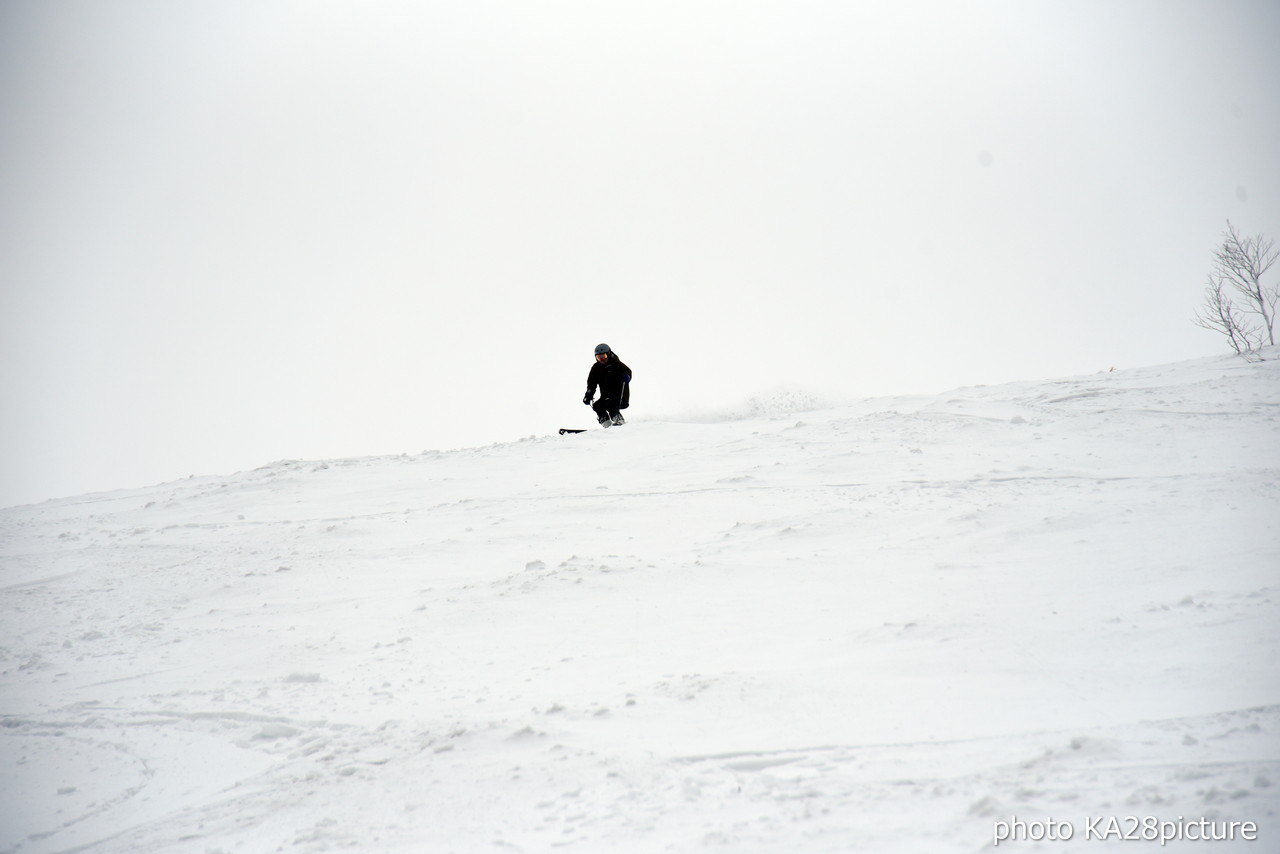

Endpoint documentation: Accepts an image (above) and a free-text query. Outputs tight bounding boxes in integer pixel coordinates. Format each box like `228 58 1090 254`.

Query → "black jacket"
587 354 632 409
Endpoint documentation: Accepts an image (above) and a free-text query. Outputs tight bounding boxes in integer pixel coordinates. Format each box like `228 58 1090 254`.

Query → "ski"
559 428 588 435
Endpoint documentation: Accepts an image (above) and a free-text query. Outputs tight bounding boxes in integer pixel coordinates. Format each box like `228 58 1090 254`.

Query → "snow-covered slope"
2 353 1278 853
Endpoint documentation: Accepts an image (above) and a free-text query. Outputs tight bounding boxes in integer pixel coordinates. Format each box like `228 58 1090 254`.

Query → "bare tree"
1194 221 1279 353
1195 277 1259 354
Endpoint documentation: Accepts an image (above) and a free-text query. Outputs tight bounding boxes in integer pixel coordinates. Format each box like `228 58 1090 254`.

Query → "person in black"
583 343 631 427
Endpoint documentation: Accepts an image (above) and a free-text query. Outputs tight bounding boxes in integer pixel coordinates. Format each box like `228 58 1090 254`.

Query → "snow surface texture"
2 353 1278 853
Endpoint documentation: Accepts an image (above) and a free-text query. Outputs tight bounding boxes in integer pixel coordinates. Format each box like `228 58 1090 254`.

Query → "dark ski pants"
592 397 623 422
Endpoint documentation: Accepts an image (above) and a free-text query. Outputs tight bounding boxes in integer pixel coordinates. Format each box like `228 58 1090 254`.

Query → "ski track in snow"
2 353 1278 853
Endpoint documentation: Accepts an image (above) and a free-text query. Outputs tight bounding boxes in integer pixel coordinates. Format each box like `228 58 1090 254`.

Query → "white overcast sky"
2 0 1278 508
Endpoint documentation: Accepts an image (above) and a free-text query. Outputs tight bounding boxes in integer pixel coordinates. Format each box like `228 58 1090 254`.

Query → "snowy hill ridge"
2 353 1278 853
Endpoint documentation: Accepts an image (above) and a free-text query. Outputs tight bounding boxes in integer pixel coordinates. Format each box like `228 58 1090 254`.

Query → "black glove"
583 391 593 405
